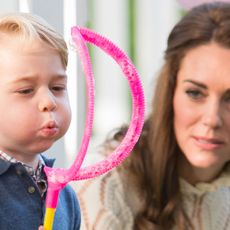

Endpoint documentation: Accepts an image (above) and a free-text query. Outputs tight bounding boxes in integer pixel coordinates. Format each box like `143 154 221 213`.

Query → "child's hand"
38 226 45 230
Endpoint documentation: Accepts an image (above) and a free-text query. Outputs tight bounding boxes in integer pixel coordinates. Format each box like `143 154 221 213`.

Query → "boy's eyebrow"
11 74 67 83
183 79 207 89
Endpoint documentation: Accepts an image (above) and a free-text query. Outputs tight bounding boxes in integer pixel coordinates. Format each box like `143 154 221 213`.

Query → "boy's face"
0 36 71 162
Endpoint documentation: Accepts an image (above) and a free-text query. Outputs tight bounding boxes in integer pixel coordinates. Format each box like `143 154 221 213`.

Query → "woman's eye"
223 94 230 103
185 89 203 99
17 89 34 94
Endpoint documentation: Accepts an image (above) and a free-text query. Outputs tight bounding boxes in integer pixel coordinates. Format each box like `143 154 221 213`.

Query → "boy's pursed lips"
39 120 58 137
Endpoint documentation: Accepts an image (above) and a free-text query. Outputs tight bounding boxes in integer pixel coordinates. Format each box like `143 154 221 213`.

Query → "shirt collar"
0 150 48 197
0 150 44 177
0 150 18 163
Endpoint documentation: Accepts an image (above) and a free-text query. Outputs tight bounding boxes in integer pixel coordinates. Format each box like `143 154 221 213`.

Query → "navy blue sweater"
0 156 81 230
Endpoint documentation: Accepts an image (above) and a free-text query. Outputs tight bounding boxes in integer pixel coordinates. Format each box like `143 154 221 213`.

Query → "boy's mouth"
40 121 58 137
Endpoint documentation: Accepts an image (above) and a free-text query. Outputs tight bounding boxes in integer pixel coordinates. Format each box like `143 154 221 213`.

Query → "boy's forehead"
0 34 56 54
0 36 66 83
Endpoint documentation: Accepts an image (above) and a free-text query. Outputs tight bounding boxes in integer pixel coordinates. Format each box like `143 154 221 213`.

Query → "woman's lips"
193 136 224 150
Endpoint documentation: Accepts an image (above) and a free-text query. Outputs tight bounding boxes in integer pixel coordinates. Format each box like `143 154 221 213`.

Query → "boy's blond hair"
0 12 68 68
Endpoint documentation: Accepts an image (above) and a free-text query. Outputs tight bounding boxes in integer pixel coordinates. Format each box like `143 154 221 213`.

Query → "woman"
76 2 230 229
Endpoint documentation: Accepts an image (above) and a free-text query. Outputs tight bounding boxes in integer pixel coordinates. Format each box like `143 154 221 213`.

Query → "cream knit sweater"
74 153 230 230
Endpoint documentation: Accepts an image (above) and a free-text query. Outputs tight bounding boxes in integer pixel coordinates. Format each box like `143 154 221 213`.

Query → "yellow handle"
44 208 56 230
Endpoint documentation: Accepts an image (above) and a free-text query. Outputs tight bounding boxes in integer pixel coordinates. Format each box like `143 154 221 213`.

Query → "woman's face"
173 42 230 183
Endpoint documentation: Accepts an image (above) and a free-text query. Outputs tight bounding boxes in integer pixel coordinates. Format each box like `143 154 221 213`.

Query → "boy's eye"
17 88 34 94
185 89 204 99
52 85 66 91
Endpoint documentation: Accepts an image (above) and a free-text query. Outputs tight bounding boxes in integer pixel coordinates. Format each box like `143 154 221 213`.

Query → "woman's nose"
38 91 57 112
202 100 223 129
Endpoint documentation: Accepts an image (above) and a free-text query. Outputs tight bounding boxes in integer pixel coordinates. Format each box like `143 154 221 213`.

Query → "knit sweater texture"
76 152 230 230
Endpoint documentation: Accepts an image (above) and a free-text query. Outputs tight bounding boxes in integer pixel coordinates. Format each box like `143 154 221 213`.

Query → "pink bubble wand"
43 26 145 229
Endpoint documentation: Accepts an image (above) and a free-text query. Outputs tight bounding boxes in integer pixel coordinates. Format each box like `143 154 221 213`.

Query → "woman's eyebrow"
183 79 207 89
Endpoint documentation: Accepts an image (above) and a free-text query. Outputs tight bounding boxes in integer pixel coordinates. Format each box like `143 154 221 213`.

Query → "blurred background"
0 0 183 167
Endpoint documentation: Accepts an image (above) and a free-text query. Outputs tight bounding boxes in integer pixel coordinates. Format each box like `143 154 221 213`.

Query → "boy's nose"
38 92 57 112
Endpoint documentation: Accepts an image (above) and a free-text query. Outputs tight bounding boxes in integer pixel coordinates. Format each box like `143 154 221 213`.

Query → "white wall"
135 0 181 112
87 0 181 153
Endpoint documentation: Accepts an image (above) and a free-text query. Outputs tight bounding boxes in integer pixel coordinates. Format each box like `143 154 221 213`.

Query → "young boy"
0 13 81 229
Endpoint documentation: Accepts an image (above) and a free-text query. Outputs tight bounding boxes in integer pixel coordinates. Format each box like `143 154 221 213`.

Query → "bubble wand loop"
73 27 145 180
43 26 145 229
